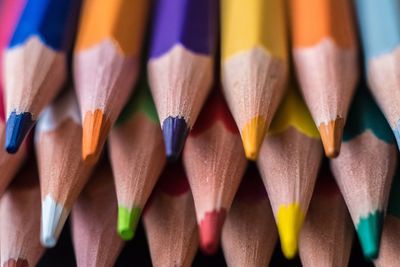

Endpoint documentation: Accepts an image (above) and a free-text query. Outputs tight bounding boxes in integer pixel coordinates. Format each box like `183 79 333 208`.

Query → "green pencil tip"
118 207 142 240
356 210 384 260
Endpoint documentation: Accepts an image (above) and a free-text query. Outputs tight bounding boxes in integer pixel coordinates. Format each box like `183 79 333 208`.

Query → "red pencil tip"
199 209 227 255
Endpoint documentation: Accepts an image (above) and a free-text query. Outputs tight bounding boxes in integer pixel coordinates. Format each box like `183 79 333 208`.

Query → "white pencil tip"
41 195 68 248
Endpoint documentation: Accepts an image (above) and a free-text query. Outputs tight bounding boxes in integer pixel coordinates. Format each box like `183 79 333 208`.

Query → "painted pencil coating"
148 0 217 160
183 90 247 254
355 0 400 149
299 170 353 267
74 0 149 162
331 88 397 259
374 170 400 267
0 162 44 267
4 0 80 153
290 0 358 157
222 166 277 267
221 0 288 160
143 162 198 267
257 86 322 259
108 77 165 240
35 90 93 248
72 163 123 267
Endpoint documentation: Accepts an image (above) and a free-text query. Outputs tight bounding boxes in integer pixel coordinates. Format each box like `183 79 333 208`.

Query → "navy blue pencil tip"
5 112 35 154
162 116 189 162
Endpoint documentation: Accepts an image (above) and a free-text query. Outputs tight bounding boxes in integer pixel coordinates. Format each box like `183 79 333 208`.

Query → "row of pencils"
0 0 399 266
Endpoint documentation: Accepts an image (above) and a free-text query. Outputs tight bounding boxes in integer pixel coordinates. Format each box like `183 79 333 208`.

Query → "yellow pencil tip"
276 204 305 259
318 117 344 158
82 109 110 163
241 116 267 161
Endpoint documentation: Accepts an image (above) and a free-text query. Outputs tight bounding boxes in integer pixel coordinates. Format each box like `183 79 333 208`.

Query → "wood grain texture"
72 162 123 267
222 166 277 267
0 162 44 267
143 163 197 267
299 173 353 267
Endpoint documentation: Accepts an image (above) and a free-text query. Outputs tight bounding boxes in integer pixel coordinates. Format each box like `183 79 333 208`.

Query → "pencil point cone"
82 110 110 163
318 117 344 158
4 259 29 267
356 211 384 259
276 204 305 259
199 209 227 255
118 206 142 240
162 117 189 161
241 116 267 160
5 112 35 154
41 195 68 248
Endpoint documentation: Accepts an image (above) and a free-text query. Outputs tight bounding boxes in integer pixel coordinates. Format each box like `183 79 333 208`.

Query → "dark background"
37 220 374 267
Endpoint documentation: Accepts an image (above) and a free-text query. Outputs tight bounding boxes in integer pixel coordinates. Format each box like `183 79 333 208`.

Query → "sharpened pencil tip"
356 210 384 260
118 206 142 240
318 117 344 158
41 195 68 248
199 209 226 255
5 112 35 154
3 259 29 267
162 117 189 161
276 204 305 259
82 110 110 163
241 116 267 161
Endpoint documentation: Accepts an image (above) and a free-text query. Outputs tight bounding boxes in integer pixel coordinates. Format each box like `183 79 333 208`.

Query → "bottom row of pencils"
3 156 400 267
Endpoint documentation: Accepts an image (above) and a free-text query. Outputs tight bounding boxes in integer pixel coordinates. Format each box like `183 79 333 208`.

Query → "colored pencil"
374 169 400 267
72 161 123 267
4 0 80 153
355 0 400 149
35 90 93 248
108 75 166 240
257 86 323 259
222 165 277 267
148 0 217 161
143 162 198 267
183 89 247 254
299 168 353 267
0 0 28 196
221 0 288 160
330 88 397 259
74 0 149 163
0 161 44 267
289 0 358 157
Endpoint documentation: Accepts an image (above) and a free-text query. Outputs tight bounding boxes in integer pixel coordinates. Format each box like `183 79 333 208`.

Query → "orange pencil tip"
82 110 110 163
318 117 344 158
199 209 227 255
241 116 268 160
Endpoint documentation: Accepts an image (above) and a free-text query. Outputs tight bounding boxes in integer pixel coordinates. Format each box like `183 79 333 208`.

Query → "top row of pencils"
1 0 399 163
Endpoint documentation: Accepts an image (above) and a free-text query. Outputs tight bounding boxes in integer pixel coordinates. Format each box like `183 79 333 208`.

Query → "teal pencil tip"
356 210 384 260
117 206 142 240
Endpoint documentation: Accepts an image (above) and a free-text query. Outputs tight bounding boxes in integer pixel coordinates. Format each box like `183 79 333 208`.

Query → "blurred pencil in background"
355 0 400 150
257 85 322 259
299 168 353 267
108 74 165 241
183 89 247 254
221 0 288 160
222 165 277 267
35 90 93 248
0 0 28 196
289 0 358 157
143 162 198 267
148 0 217 161
0 160 44 267
331 88 397 259
4 0 80 153
74 0 149 163
72 162 124 267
